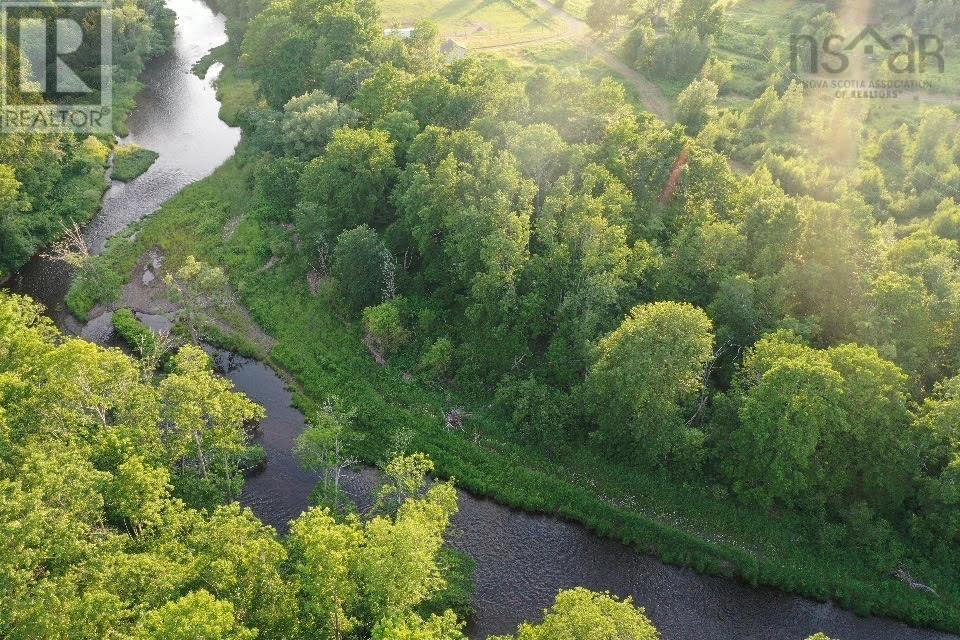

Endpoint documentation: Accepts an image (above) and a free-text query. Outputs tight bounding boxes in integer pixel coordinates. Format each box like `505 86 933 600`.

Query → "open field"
381 0 560 49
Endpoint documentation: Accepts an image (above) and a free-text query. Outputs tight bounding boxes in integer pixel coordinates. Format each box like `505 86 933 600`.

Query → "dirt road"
528 0 675 121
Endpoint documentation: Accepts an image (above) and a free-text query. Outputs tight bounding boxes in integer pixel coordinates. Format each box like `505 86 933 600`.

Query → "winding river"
3 1 958 639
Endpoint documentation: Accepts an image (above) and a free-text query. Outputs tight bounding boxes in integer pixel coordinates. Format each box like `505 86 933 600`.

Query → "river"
3 1 957 639
5 0 240 329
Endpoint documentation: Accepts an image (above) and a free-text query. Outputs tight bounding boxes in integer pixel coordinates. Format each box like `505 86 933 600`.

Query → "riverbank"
66 151 960 636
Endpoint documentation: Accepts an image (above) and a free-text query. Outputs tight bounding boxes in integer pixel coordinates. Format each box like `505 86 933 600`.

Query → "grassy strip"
192 42 234 78
112 308 161 351
68 155 960 634
112 145 160 182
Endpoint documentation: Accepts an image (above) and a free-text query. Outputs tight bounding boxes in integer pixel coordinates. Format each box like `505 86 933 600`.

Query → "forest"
3 0 960 636
3 291 684 639
222 0 960 574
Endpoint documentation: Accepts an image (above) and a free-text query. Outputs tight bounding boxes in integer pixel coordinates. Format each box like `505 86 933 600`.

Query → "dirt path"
528 0 674 121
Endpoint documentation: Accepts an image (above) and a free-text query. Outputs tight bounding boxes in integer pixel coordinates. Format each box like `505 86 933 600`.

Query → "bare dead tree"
381 249 397 301
686 341 731 427
42 221 90 268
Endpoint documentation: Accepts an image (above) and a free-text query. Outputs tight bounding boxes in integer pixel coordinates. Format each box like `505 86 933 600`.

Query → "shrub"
362 299 410 355
112 308 171 370
417 337 454 382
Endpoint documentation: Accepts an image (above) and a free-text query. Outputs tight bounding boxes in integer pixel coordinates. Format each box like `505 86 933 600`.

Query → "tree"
523 167 646 384
289 507 365 639
363 300 410 356
242 10 316 107
0 294 478 640
395 130 536 376
132 590 256 640
159 346 265 506
375 453 436 515
490 588 660 640
359 479 458 619
163 256 228 342
587 302 714 466
822 343 915 512
295 397 360 512
701 57 733 91
255 155 304 223
673 0 726 41
586 0 632 33
721 334 914 512
280 90 361 160
676 78 719 134
288 458 459 637
913 374 960 541
724 339 845 509
373 611 465 640
299 127 398 234
506 123 568 214
331 225 391 312
191 504 299 638
861 271 936 379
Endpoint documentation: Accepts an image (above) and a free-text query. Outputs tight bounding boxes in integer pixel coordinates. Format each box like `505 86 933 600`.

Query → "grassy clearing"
68 152 960 634
382 0 559 50
112 145 159 182
547 0 590 20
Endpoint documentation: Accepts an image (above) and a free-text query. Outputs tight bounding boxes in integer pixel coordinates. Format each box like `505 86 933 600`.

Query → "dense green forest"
0 0 173 279
5 0 960 635
58 0 960 631
210 0 960 567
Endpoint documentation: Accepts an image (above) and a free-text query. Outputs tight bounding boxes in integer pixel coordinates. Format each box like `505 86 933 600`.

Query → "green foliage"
0 291 499 640
63 0 960 629
80 156 960 633
254 155 304 222
288 470 460 637
913 375 960 543
164 255 229 341
490 588 660 640
242 0 382 107
299 127 398 235
363 299 410 355
132 590 257 640
280 90 361 159
332 225 391 312
644 29 711 81
0 0 174 278
672 0 726 41
586 0 632 33
112 145 159 182
112 308 170 369
676 78 719 134
700 57 733 91
295 396 359 512
720 334 917 514
417 337 454 382
588 302 715 466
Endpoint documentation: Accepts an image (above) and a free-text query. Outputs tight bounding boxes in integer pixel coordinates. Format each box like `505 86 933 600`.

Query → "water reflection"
4 0 240 321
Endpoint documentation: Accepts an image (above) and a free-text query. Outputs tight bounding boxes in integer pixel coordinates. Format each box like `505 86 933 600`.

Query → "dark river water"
4 1 958 638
